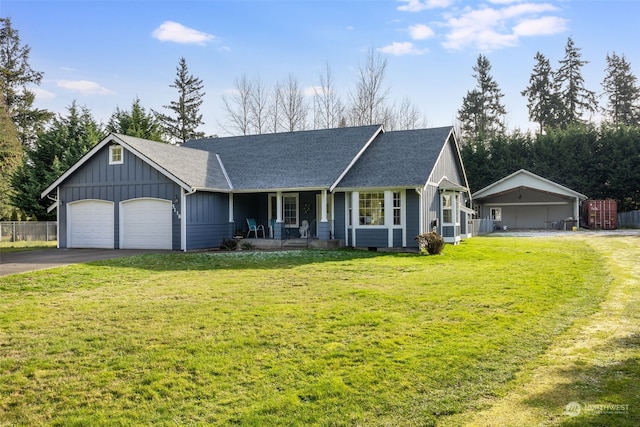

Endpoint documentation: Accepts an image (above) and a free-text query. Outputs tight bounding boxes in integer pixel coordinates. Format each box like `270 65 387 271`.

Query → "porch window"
109 145 123 165
283 194 298 226
359 192 384 225
393 191 402 225
442 194 452 223
490 207 502 221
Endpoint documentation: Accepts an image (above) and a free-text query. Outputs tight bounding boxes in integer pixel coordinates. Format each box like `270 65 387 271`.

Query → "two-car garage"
67 198 173 250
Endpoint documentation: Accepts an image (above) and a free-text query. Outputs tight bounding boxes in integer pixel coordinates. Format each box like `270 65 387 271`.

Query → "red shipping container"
582 199 617 229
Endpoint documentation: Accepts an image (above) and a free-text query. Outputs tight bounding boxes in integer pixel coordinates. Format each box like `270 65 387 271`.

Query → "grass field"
0 240 57 254
0 236 637 426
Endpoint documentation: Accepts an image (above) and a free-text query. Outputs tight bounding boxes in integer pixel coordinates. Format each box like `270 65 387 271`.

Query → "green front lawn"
0 238 614 425
0 240 57 253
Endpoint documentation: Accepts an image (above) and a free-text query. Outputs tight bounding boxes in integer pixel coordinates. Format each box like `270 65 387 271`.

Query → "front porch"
231 190 334 242
237 237 343 250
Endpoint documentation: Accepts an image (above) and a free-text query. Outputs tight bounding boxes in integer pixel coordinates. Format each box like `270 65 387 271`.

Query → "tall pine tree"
522 52 558 133
0 17 52 147
155 57 205 144
554 37 597 127
0 85 22 220
601 52 640 126
457 54 506 143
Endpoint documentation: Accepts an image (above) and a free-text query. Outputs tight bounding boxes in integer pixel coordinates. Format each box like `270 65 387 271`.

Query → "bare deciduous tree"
278 74 308 132
313 63 343 129
221 74 252 135
348 48 390 126
395 97 424 130
249 75 269 135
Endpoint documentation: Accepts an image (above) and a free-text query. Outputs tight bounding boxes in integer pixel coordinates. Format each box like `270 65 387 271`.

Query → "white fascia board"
329 125 384 192
41 133 114 198
473 169 587 200
216 153 234 191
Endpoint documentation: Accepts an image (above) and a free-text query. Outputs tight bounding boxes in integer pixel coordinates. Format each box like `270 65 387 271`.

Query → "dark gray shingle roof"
335 126 453 189
183 125 381 190
116 134 231 190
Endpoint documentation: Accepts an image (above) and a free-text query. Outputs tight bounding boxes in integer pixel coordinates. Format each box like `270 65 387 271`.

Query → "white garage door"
67 200 114 249
120 198 172 250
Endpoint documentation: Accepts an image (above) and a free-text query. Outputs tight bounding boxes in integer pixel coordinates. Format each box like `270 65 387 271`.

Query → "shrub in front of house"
416 232 445 255
221 238 238 251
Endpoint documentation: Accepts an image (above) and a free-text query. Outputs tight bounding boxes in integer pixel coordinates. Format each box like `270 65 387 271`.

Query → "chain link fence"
0 222 57 242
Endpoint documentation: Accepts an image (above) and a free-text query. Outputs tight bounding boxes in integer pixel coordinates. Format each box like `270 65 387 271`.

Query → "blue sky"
3 0 639 137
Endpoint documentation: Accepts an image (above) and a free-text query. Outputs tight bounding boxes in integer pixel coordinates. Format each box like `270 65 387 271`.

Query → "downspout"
47 190 61 248
56 188 60 248
181 188 196 252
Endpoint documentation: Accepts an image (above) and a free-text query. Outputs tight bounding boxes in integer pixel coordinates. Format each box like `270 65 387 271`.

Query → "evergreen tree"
554 37 597 127
522 52 558 133
10 102 102 220
601 52 640 126
155 57 205 143
107 97 165 141
0 86 22 220
0 17 53 147
457 54 506 143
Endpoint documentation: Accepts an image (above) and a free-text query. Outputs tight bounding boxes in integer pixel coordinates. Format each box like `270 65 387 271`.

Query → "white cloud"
304 86 321 97
56 80 114 95
32 87 57 101
151 21 215 45
408 24 435 40
378 41 428 56
398 0 454 12
514 16 568 36
441 2 567 51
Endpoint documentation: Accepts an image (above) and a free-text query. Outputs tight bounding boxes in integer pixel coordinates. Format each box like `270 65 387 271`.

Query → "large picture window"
359 192 384 225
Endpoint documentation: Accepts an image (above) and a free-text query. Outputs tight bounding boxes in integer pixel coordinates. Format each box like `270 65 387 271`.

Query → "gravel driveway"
0 249 169 276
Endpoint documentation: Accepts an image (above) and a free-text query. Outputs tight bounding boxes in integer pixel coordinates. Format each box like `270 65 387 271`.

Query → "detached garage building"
472 169 587 230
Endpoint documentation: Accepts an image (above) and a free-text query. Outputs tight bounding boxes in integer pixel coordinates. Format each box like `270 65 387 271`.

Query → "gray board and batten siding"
57 143 183 250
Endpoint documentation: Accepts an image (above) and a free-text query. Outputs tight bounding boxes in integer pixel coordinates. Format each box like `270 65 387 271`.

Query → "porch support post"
351 192 358 247
318 189 330 240
228 193 235 237
274 191 283 240
574 197 580 228
181 188 187 251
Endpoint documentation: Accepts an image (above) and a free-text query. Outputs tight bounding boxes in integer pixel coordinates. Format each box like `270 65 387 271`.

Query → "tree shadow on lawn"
524 332 640 426
87 248 424 273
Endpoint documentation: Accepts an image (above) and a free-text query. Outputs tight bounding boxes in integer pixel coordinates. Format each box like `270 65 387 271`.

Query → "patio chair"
246 218 265 238
269 218 276 238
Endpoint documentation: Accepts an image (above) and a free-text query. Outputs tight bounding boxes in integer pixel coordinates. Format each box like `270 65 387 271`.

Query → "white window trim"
358 191 386 227
282 193 299 227
490 207 502 221
109 145 123 165
440 191 460 226
391 190 404 228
